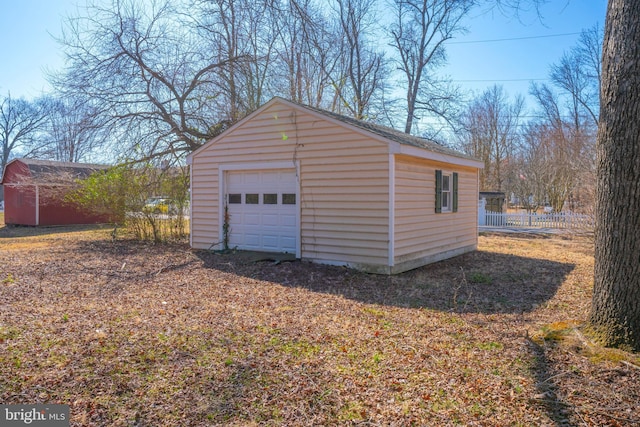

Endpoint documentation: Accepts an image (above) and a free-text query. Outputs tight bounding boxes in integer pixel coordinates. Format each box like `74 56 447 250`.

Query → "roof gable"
188 97 482 168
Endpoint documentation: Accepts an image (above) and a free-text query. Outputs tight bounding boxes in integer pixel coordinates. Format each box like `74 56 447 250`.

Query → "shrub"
68 163 189 242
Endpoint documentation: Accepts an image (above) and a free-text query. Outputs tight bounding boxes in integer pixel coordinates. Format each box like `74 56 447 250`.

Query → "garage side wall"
393 155 478 273
190 103 391 271
190 158 220 249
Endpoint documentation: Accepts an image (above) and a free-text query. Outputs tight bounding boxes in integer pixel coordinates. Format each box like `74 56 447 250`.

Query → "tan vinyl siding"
190 103 390 266
190 161 220 249
393 155 478 268
295 106 390 267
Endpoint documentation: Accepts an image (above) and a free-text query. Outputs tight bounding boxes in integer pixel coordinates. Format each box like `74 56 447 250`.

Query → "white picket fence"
478 199 593 230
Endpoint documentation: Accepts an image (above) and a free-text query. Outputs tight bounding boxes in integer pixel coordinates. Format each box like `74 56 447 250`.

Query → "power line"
453 78 548 83
448 32 581 45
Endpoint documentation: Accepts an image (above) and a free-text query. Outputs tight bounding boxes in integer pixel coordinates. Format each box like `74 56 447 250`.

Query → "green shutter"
452 172 459 212
435 170 442 213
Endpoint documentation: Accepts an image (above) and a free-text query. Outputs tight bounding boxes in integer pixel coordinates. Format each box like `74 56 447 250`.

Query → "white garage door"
225 169 298 253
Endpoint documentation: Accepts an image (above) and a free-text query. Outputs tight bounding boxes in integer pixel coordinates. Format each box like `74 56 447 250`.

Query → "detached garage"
187 97 483 274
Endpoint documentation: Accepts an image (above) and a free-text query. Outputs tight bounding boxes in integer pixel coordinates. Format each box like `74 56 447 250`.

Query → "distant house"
188 97 483 274
0 158 111 226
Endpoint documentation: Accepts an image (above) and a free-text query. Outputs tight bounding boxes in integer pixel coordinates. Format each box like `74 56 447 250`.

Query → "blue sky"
0 0 607 104
442 1 608 105
0 0 76 99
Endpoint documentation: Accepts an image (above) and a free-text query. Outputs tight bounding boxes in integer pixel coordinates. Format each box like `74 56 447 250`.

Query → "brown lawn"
0 224 638 426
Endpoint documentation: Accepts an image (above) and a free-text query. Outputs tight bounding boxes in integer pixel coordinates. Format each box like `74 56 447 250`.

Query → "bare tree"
239 1 279 112
458 85 523 193
550 25 602 127
331 0 387 120
37 95 108 163
511 123 547 213
196 0 277 119
529 81 596 213
270 0 341 108
543 25 601 213
53 0 240 161
0 94 49 171
388 0 473 134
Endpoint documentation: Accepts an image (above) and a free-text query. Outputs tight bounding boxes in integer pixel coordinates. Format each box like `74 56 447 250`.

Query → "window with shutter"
435 170 458 213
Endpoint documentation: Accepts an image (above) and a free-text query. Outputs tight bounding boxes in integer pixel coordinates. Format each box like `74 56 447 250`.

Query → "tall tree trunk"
590 0 640 351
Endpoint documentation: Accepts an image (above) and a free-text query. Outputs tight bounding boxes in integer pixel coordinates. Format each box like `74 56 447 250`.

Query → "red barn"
1 158 111 226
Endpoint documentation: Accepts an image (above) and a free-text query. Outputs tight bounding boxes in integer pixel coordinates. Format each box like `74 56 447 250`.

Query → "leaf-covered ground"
0 225 638 426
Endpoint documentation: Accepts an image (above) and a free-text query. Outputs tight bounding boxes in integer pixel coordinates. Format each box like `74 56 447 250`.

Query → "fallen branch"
154 260 197 276
540 371 572 385
621 360 640 370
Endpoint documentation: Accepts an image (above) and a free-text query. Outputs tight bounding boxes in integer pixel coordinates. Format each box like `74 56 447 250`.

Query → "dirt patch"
0 227 638 426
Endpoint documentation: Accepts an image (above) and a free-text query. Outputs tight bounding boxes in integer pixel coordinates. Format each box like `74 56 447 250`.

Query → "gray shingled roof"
22 159 107 179
2 158 108 185
277 97 478 162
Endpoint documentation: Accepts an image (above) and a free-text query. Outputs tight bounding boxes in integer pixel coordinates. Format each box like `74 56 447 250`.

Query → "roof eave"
282 98 483 168
396 143 485 169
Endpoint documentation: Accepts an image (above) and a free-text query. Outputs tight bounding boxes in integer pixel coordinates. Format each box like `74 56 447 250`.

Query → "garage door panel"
243 213 260 225
226 169 298 253
244 172 261 185
228 235 245 247
261 173 279 184
245 234 261 245
281 236 296 249
227 173 243 186
281 214 296 227
262 235 279 248
262 214 279 226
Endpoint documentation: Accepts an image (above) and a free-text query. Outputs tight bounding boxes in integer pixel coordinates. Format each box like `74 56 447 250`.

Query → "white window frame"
441 171 452 213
